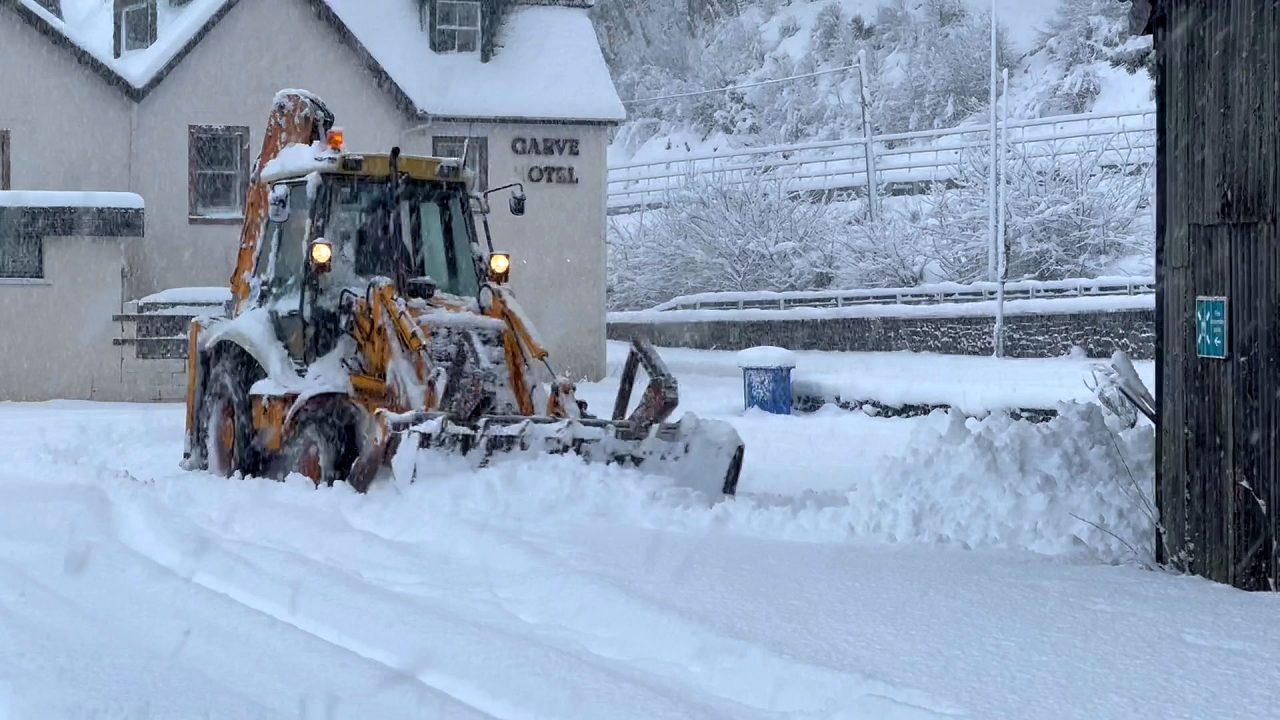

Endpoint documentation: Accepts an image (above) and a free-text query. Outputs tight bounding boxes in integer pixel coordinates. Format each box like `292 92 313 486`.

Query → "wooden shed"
1138 0 1280 590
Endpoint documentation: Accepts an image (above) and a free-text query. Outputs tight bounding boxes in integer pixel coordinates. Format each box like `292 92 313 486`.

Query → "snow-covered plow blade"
392 412 744 498
389 339 744 498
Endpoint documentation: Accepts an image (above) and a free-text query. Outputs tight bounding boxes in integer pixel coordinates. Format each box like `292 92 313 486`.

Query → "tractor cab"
249 141 518 366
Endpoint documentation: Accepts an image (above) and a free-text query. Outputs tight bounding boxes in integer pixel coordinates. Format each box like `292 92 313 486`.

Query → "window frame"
118 0 155 54
435 0 482 53
188 124 251 225
1 130 10 191
0 231 44 280
432 136 488 192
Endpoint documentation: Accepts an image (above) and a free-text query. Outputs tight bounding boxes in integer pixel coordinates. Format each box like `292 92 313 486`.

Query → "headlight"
488 252 511 282
310 239 333 271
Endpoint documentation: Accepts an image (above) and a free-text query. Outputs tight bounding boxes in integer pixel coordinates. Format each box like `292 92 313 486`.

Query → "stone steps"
113 298 225 360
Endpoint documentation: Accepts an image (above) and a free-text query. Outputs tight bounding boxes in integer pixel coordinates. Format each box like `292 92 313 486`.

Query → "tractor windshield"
321 177 481 297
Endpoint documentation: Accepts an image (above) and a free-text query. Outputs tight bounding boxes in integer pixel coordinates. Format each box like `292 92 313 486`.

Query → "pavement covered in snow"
1 346 1277 719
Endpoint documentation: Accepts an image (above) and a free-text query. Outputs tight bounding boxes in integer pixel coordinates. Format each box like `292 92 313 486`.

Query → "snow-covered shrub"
834 212 935 288
910 143 1154 282
606 176 850 309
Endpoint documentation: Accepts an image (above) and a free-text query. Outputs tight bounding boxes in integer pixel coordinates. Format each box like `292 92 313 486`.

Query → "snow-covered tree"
1031 0 1154 113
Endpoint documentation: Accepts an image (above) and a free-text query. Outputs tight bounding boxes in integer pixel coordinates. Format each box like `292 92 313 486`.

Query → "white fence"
644 276 1155 312
607 109 1155 211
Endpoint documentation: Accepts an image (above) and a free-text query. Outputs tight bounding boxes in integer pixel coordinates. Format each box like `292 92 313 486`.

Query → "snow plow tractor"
181 90 744 497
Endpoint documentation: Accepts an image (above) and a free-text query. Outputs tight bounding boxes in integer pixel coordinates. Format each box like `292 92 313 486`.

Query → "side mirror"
269 184 290 223
405 276 438 300
509 192 526 217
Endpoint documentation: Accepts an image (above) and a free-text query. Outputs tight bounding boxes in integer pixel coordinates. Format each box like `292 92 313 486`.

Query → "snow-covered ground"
1 346 1277 719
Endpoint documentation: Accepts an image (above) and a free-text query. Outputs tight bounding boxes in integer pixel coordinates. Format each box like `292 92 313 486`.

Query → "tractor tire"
203 352 263 478
282 408 360 490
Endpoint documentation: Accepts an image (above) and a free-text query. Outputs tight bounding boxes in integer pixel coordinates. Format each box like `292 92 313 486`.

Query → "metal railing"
641 276 1155 313
607 109 1155 210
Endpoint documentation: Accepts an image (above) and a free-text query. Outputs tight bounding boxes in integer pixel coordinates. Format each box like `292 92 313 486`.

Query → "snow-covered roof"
8 0 625 123
321 1 625 122
13 0 233 91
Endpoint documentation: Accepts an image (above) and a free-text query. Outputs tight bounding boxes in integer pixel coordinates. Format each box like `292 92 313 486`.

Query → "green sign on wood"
1196 296 1229 359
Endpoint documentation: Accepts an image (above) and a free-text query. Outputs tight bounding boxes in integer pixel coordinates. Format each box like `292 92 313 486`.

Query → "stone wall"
608 308 1155 359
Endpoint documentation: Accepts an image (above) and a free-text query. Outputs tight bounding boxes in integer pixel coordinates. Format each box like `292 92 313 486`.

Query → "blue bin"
737 346 797 415
741 366 794 414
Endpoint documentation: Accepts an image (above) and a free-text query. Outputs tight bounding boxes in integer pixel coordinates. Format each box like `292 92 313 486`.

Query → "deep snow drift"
1 346 1276 719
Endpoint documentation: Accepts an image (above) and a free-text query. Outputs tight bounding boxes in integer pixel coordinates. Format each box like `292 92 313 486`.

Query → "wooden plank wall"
1158 0 1280 590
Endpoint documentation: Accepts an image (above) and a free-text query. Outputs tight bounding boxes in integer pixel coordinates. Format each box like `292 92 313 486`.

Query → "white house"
0 0 624 401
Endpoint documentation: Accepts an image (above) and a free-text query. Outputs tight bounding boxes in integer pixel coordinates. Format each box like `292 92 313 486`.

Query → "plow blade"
391 413 744 498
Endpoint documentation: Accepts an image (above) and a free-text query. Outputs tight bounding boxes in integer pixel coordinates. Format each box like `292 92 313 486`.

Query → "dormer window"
113 0 157 57
435 0 481 53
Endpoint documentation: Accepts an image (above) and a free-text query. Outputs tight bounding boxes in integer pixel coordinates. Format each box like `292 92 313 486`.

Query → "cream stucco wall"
0 236 127 401
0 16 133 192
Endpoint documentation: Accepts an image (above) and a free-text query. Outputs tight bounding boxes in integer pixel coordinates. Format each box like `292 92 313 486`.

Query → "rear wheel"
203 352 262 477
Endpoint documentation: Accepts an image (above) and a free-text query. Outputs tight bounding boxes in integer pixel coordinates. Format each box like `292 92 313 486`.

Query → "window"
435 0 481 53
188 125 250 223
0 232 41 279
116 0 156 55
432 136 487 191
1 130 10 191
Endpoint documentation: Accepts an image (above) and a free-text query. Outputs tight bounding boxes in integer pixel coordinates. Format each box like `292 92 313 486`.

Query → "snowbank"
608 342 1155 415
395 403 1154 564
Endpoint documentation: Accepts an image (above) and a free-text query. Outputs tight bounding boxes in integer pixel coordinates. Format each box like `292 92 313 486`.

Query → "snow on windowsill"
0 278 52 287
0 191 145 209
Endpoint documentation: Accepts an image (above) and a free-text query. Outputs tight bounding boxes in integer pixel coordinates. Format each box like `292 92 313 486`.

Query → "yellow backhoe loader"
181 90 744 497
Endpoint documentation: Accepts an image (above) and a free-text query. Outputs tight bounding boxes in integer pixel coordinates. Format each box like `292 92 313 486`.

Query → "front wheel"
282 410 360 490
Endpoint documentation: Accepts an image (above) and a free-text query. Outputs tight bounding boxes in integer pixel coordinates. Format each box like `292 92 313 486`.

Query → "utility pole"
857 49 878 223
987 0 999 281
994 67 1009 358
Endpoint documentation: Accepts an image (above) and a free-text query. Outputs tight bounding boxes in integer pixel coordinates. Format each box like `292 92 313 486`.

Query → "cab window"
264 183 309 297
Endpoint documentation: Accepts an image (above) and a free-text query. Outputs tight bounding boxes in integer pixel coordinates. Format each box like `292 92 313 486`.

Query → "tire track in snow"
104 482 755 720
140 476 964 720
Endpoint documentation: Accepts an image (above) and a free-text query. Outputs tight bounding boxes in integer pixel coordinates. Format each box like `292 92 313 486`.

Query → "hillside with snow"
594 0 1153 164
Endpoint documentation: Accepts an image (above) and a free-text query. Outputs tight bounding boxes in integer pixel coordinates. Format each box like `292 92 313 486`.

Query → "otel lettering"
512 137 582 185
